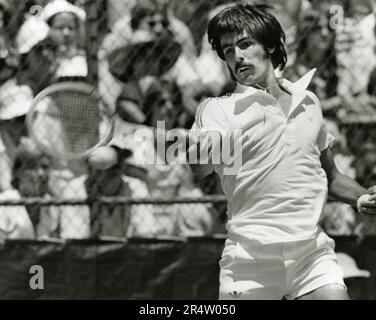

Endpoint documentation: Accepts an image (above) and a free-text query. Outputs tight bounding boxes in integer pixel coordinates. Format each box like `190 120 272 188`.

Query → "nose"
153 22 164 36
63 27 71 36
36 168 46 177
234 46 245 61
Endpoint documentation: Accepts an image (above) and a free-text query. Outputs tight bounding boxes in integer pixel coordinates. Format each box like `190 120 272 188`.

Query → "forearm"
328 172 367 207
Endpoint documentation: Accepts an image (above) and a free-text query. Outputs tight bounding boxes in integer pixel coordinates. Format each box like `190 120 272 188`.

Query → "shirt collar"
234 68 316 96
233 68 317 118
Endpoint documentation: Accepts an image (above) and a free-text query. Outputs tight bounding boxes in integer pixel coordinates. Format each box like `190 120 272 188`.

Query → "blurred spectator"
99 0 201 117
0 0 11 56
16 15 57 93
85 148 133 238
0 139 59 239
284 5 338 100
0 187 35 240
352 142 376 188
0 15 54 190
265 0 304 75
41 0 88 79
1 138 90 239
195 4 235 97
335 0 375 97
142 78 194 129
128 160 220 237
108 35 184 125
336 252 371 300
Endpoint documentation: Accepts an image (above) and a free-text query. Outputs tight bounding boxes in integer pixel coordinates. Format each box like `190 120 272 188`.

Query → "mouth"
237 65 255 75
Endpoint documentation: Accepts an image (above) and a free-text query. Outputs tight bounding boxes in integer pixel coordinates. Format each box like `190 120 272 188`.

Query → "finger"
360 200 376 207
359 207 376 215
369 194 376 202
368 186 376 195
360 210 376 216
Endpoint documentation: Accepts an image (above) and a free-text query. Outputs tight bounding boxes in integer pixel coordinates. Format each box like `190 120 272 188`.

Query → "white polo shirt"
193 69 335 243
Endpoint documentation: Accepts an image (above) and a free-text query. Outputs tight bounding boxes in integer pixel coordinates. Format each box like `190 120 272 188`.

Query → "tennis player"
190 3 376 300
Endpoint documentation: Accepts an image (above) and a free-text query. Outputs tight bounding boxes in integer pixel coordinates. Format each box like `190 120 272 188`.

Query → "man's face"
138 13 170 38
219 31 272 86
90 166 124 196
18 40 57 92
150 89 177 129
49 12 79 48
17 157 51 197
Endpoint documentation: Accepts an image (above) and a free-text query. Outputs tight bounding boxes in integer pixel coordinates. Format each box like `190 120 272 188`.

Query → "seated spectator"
84 148 134 238
0 139 59 239
16 15 57 94
0 0 10 45
335 0 375 97
41 0 88 79
108 33 183 125
0 186 35 240
336 252 371 300
195 4 235 97
99 0 201 116
16 14 89 176
142 78 194 129
11 139 90 239
0 15 55 190
283 6 338 100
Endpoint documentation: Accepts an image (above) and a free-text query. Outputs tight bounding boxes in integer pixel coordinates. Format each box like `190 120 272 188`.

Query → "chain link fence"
0 0 376 241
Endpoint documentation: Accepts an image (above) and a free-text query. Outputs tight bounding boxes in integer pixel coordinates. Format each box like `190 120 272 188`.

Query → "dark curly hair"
207 3 287 71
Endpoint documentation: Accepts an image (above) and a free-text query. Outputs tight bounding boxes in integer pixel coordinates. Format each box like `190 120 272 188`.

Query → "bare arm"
320 147 367 207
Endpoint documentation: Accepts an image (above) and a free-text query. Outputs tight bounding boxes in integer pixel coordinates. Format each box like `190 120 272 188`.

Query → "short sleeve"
189 99 230 171
317 121 336 152
306 91 336 152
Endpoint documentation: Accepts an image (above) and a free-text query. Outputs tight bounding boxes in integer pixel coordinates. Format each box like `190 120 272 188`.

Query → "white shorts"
219 231 346 300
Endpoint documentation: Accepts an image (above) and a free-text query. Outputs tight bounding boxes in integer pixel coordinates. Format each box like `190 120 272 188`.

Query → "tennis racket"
26 82 115 160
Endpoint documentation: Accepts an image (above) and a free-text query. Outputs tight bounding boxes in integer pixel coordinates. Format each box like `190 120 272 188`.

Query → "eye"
223 47 235 57
148 21 156 28
238 40 254 50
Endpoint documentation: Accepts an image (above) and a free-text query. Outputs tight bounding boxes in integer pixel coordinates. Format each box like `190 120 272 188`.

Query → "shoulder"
304 90 321 107
303 90 326 121
196 96 231 118
195 97 231 129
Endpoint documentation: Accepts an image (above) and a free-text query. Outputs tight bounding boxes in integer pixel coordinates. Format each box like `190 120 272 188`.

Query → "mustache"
235 63 253 74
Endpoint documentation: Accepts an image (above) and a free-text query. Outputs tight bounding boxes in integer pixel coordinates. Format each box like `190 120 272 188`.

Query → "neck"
253 65 280 99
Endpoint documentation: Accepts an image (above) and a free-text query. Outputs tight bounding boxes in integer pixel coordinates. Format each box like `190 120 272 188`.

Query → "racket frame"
26 81 115 160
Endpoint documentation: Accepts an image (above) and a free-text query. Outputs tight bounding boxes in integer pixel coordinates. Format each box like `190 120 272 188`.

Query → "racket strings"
32 90 112 156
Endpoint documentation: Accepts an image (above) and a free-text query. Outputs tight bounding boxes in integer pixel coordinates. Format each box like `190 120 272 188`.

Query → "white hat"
0 79 34 120
336 253 371 279
41 0 86 23
16 16 50 54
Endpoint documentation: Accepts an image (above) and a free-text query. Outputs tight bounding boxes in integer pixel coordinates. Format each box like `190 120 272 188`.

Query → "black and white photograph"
1 0 376 304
